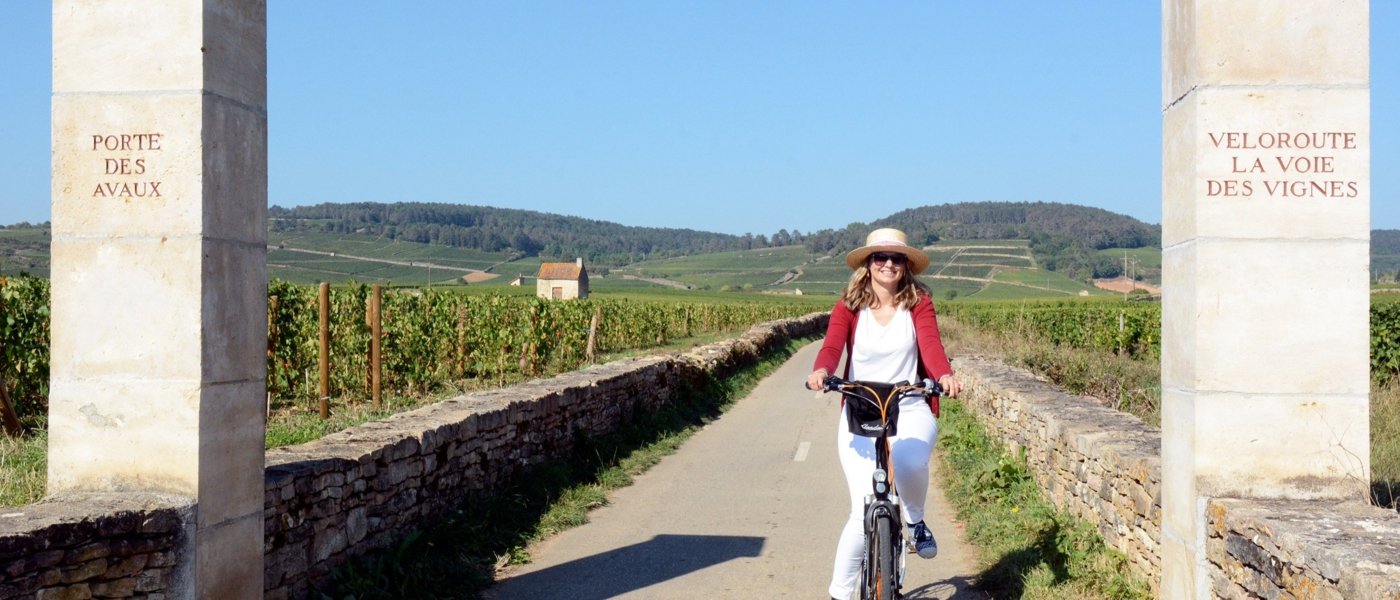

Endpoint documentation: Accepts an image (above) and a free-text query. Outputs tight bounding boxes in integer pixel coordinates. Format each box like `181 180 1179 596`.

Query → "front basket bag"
843 380 902 438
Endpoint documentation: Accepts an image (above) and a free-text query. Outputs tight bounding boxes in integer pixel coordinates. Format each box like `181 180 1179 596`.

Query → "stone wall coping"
1208 497 1400 598
0 492 192 537
264 353 680 472
262 314 823 470
955 355 1163 465
4 313 830 598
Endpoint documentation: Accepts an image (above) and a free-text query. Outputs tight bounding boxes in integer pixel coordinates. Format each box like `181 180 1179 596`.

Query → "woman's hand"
939 374 963 398
807 369 829 391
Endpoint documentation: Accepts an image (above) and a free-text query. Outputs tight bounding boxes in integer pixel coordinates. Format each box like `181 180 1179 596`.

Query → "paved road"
487 342 983 599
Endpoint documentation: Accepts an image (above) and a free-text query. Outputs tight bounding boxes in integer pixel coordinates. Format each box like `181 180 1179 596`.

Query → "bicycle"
818 375 942 600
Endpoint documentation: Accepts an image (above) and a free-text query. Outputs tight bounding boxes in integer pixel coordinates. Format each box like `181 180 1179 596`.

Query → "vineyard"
5 275 1400 432
941 299 1161 360
943 296 1400 385
0 276 827 431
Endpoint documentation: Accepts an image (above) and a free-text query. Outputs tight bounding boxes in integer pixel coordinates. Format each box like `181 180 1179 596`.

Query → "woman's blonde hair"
840 260 931 311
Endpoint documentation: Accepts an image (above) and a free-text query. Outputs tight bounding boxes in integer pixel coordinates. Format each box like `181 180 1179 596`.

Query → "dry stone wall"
258 312 826 598
1207 499 1400 600
954 356 1164 585
11 315 1395 599
0 313 824 599
0 493 189 599
956 355 1400 599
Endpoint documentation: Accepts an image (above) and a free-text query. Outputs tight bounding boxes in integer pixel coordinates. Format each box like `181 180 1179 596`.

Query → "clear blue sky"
1 3 1394 236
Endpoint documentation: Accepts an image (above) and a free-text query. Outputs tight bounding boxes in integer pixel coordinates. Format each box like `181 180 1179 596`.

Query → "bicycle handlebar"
817 375 943 397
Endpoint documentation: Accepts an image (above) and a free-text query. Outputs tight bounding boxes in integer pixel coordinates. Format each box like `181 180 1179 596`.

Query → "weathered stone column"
1161 1 1369 597
49 1 267 597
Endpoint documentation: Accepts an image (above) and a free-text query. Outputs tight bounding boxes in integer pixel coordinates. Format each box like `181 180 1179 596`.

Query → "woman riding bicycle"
805 227 963 600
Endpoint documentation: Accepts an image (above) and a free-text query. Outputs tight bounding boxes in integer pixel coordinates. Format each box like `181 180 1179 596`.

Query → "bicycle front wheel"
865 515 899 600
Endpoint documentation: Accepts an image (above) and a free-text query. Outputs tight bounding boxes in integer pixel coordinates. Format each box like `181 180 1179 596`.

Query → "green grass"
957 254 1036 267
0 319 817 507
940 314 1163 426
992 268 1105 296
322 337 813 598
966 282 1078 301
263 324 814 450
931 239 1031 249
927 278 988 301
0 228 51 277
0 430 46 508
615 246 824 293
267 405 405 449
937 399 1152 599
922 240 1069 302
675 270 793 290
623 245 815 273
1374 382 1400 510
931 264 997 279
270 233 511 270
943 312 1400 512
1096 247 1162 270
267 233 552 286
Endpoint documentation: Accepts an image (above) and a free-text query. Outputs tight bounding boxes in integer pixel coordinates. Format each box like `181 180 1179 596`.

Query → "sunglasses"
869 252 907 266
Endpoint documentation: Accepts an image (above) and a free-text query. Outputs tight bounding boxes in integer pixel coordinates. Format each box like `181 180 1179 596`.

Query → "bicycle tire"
864 514 899 600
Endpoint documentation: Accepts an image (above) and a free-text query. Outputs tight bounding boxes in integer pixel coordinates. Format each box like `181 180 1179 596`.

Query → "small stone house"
537 258 589 300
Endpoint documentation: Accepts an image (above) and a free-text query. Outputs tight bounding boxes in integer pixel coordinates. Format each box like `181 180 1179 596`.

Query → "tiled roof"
537 263 583 280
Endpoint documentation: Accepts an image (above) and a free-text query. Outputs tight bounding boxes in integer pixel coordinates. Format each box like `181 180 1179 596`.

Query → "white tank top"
849 306 919 384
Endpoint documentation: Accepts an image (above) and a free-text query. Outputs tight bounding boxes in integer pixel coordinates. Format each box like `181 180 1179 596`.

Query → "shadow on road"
491 533 765 599
901 575 986 599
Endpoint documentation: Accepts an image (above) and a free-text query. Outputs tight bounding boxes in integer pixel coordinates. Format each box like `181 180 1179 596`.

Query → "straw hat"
844 228 931 274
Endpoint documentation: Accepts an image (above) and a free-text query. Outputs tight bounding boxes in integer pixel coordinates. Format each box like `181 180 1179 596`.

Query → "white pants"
828 395 939 600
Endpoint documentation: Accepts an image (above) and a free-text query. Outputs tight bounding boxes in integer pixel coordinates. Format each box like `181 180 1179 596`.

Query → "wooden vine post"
0 289 21 437
370 284 382 409
585 307 601 363
0 372 22 438
318 282 330 419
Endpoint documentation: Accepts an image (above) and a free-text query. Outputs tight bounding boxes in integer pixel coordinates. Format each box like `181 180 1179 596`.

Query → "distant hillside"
1375 229 1400 281
268 200 1165 279
270 202 763 266
6 210 1400 286
0 223 49 277
798 201 1162 282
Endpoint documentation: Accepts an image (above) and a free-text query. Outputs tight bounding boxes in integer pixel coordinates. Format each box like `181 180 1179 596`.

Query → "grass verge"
319 337 812 599
1373 382 1400 510
265 330 752 449
0 430 45 508
939 316 1161 426
0 329 799 507
937 398 1152 599
941 315 1400 512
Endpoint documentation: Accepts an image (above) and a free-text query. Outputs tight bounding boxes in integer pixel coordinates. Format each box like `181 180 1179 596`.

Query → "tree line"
269 202 797 266
15 204 1400 283
799 201 1162 282
271 200 1162 270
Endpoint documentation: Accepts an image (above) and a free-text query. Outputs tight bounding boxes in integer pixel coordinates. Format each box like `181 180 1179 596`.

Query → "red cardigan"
812 293 954 417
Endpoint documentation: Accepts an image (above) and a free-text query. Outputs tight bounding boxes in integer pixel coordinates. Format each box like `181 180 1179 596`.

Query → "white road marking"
793 441 811 462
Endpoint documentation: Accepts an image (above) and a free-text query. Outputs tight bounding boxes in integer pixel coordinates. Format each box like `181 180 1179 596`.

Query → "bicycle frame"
822 376 940 600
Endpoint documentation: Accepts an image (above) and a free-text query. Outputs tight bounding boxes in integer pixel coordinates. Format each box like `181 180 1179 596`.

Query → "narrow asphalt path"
487 342 983 599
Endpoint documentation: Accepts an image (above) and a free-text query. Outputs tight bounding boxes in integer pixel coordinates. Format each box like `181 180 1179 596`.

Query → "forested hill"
1374 229 1400 280
799 201 1159 253
885 202 1159 248
273 201 1160 261
270 202 757 265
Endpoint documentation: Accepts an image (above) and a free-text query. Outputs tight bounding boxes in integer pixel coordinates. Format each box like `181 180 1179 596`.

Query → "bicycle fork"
863 476 907 594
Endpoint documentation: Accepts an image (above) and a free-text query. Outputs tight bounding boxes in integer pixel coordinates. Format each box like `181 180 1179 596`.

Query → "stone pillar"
1161 1 1369 597
49 1 267 597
